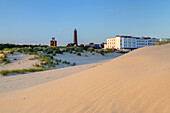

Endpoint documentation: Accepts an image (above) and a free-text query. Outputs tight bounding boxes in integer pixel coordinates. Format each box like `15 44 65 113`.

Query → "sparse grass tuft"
0 70 10 76
29 56 39 60
13 58 17 60
0 68 47 76
62 60 70 64
77 52 81 56
71 62 76 66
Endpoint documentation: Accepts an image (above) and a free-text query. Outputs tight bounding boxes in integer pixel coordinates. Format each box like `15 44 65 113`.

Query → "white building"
104 35 158 50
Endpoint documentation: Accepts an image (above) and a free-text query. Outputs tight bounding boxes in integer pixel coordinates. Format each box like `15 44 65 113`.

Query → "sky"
0 0 170 46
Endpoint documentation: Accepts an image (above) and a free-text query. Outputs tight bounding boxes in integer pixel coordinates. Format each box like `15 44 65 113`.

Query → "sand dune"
0 45 170 113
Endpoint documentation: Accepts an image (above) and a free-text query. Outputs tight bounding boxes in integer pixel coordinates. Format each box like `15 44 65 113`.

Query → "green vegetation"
0 44 48 51
105 48 115 53
155 41 170 45
55 59 62 63
0 46 129 76
99 49 105 55
71 62 76 66
13 58 17 60
34 63 40 67
73 51 77 54
29 56 39 60
0 53 10 64
52 53 56 56
0 68 46 76
3 53 7 58
9 50 14 54
87 47 94 53
62 60 70 64
77 52 81 56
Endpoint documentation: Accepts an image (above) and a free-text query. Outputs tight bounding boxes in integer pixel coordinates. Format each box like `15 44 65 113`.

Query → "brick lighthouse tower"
74 29 78 46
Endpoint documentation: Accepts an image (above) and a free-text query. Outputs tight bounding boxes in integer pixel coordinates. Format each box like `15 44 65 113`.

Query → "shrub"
87 47 94 53
106 48 115 53
12 69 26 74
52 64 56 67
99 49 105 55
0 51 4 54
33 47 44 51
0 70 10 76
62 60 70 64
3 48 9 51
0 68 47 76
55 49 62 54
9 50 14 54
75 47 83 52
16 48 22 53
29 56 39 60
55 59 62 63
50 55 54 60
1 58 8 62
33 51 38 55
47 49 54 54
34 64 40 67
71 62 76 66
3 53 7 58
0 58 10 64
24 51 31 55
95 49 99 53
77 52 81 56
73 51 77 54
100 52 104 55
52 53 56 56
6 59 10 64
13 58 17 60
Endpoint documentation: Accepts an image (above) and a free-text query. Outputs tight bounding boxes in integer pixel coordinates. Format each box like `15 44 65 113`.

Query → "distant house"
85 43 104 49
67 43 75 47
50 37 57 47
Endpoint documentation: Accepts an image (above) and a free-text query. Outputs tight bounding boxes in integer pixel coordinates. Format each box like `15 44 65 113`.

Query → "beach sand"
0 45 169 113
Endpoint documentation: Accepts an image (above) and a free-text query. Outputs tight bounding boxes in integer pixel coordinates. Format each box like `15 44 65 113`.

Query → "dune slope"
0 45 170 113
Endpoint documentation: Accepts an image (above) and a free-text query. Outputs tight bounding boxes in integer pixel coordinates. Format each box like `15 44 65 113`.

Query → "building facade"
104 35 157 50
50 37 57 47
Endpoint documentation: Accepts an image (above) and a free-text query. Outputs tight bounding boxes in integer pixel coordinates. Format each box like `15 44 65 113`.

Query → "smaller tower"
50 37 57 47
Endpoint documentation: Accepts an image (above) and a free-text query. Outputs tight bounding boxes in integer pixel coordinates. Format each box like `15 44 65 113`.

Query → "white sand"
0 45 169 113
0 51 122 71
0 60 109 92
0 53 39 71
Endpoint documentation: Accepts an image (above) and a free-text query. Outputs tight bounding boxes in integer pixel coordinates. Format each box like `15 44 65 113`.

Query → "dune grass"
71 62 76 66
0 68 47 76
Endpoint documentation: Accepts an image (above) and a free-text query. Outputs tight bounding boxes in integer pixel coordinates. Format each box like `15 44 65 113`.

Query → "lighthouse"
74 29 78 46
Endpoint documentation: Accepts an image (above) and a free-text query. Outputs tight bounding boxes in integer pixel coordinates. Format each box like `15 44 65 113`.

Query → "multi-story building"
104 35 157 50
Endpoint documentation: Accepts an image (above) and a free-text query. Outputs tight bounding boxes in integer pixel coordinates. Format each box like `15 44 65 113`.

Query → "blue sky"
0 0 170 45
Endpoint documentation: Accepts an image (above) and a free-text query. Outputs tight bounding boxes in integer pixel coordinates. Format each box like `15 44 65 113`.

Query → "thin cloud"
108 9 115 13
57 27 61 31
127 8 138 12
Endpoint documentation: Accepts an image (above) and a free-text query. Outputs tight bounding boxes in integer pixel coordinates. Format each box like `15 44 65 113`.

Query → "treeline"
0 43 48 50
155 41 170 45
